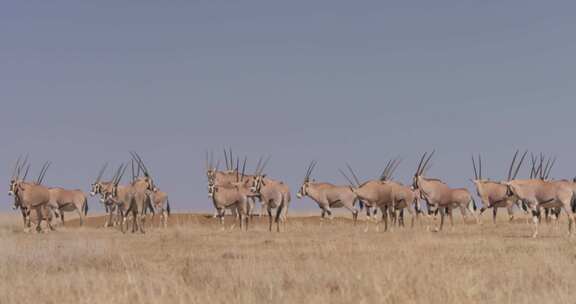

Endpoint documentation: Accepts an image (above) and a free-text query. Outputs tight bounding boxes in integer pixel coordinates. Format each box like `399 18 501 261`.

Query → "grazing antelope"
208 159 258 231
250 160 291 232
8 158 56 232
297 161 359 224
412 151 478 232
472 151 525 223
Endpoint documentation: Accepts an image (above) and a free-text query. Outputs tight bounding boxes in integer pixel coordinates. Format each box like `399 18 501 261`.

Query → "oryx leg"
77 207 84 226
492 207 498 224
60 210 65 226
438 207 446 232
275 205 284 232
531 206 540 238
267 208 273 232
399 208 405 227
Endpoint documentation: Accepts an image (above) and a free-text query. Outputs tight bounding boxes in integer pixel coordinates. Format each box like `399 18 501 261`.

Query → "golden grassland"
0 211 575 304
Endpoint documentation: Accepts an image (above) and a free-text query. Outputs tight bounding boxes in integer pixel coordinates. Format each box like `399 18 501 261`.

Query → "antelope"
530 154 562 223
472 151 525 223
250 159 291 232
208 158 257 231
412 151 478 232
206 149 255 217
8 157 56 232
296 161 359 224
36 163 89 226
341 160 420 231
501 176 575 238
105 152 155 233
90 163 123 227
150 187 170 228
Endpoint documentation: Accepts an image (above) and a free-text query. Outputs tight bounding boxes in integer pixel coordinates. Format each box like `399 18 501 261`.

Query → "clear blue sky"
2 1 575 212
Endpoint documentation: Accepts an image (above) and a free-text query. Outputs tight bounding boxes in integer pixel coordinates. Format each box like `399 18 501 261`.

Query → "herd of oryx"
7 149 576 238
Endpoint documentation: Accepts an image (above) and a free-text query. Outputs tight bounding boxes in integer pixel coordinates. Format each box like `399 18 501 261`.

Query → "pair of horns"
12 154 30 180
471 154 482 180
223 147 235 171
507 150 527 181
415 151 435 176
304 161 317 181
254 156 271 176
205 150 219 172
339 163 361 188
112 163 127 186
130 151 150 178
95 162 108 183
530 153 556 180
35 161 51 185
380 157 401 181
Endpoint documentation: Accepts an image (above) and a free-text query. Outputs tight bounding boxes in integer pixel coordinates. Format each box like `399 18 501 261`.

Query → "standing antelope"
105 152 155 233
472 151 524 223
412 151 478 232
38 163 88 226
502 178 575 238
90 163 120 227
297 161 359 224
250 160 291 232
208 159 257 231
150 187 170 228
8 157 56 232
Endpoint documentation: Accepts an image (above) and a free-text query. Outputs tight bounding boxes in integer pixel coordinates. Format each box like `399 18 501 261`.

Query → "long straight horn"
223 148 229 170
478 155 482 180
346 163 361 186
259 156 271 175
472 155 478 179
241 157 247 181
22 164 30 181
229 148 234 171
512 150 528 180
116 164 128 186
388 157 402 180
112 164 123 185
254 156 263 175
415 152 427 176
507 150 519 181
380 159 393 181
12 155 23 179
131 159 136 181
96 162 108 183
420 150 435 175
339 169 356 187
544 157 556 180
529 153 536 179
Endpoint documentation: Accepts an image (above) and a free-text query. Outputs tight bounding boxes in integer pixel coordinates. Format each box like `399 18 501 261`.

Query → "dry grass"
0 211 575 304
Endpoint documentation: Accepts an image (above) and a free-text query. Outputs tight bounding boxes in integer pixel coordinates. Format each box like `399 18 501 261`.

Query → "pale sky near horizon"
1 1 576 212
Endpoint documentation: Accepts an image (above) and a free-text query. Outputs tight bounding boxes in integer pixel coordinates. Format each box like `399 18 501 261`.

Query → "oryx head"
297 161 317 199
250 156 270 194
8 155 29 198
90 162 108 196
130 152 155 193
412 151 434 190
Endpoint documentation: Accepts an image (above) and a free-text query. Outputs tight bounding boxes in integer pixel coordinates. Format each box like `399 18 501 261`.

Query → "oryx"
150 187 170 228
105 152 155 233
89 163 120 227
472 151 525 223
296 161 359 224
8 157 56 232
412 151 478 232
37 163 89 226
502 177 575 238
208 158 258 231
250 159 291 232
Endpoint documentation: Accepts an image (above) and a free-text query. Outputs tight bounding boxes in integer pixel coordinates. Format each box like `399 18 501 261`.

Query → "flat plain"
0 212 575 304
